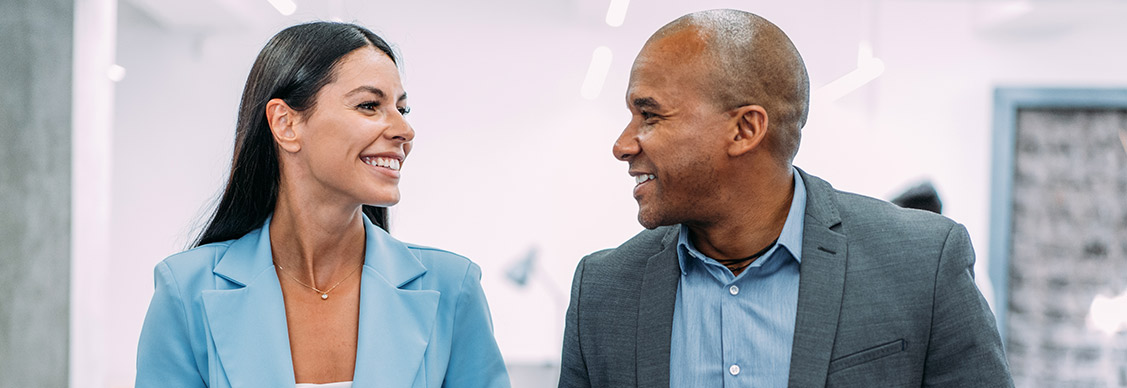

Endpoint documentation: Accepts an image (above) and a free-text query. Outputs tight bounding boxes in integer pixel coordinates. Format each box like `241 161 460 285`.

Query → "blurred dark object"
505 246 538 287
891 181 943 214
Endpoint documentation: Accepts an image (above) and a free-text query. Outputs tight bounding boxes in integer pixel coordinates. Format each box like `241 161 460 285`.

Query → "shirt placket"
721 276 745 387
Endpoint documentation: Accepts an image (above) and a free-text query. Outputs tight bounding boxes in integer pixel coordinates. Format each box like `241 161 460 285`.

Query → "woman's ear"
727 104 769 157
266 98 302 153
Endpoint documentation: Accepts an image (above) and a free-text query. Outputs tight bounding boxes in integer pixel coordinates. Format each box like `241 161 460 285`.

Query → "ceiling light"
581 46 613 100
605 0 630 27
266 0 296 16
814 40 884 102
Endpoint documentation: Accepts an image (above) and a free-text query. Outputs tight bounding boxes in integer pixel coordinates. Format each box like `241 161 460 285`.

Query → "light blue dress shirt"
670 170 807 387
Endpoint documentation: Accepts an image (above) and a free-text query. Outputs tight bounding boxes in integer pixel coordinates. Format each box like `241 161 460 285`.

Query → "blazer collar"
353 216 438 386
787 167 849 386
796 167 842 227
635 226 680 388
202 217 293 387
203 215 437 387
632 169 849 387
212 215 428 288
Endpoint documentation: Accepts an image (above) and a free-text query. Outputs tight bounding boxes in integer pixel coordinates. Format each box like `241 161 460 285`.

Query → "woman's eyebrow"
346 85 386 99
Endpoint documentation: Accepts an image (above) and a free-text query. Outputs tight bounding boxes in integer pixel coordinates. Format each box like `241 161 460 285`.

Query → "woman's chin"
361 192 400 207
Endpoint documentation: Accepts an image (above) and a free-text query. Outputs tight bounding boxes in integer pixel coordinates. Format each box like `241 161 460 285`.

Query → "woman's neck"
269 186 366 288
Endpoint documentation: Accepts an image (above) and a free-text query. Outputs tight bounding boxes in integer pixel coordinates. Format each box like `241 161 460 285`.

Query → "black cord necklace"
714 237 779 274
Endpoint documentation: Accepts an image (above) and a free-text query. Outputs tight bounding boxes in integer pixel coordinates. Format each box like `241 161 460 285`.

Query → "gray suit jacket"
558 169 1013 387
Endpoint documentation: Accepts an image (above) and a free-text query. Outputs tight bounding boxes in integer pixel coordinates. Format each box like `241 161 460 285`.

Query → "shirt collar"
677 167 807 275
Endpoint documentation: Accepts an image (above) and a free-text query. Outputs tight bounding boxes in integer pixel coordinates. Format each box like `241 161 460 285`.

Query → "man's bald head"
642 9 810 163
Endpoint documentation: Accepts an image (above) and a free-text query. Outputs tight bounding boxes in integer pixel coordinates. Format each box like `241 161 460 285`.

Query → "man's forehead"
627 30 713 103
625 60 668 106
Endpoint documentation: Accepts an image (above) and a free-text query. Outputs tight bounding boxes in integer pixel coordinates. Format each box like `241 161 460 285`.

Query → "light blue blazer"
135 216 510 388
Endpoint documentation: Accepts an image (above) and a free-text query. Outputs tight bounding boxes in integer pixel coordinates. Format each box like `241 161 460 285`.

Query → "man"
558 9 1012 388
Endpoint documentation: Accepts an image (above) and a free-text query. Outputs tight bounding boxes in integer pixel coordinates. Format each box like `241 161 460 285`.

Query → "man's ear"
727 104 769 157
266 98 301 153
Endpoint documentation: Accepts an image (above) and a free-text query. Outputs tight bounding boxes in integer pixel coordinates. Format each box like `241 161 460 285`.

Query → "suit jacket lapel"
201 216 439 387
788 169 848 386
352 216 439 387
636 227 681 388
202 219 296 387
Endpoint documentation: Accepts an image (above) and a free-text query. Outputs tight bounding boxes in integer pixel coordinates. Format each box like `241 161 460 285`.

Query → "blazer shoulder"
575 226 674 290
156 241 235 288
826 188 966 275
406 243 474 267
801 169 957 238
404 243 480 287
584 226 672 267
833 189 957 239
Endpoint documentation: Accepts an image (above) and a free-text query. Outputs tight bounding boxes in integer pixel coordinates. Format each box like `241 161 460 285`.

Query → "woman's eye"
357 102 379 111
398 106 411 115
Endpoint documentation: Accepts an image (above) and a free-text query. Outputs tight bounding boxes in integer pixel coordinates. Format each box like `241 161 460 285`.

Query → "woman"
135 22 509 388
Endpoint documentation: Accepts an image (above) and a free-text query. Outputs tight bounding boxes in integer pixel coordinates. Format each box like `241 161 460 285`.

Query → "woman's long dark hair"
196 22 397 247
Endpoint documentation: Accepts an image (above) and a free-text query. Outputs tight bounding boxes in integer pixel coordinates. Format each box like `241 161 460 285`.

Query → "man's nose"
613 124 639 161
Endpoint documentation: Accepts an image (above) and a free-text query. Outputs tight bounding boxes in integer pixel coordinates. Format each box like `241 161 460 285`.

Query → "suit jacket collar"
211 215 427 288
353 217 439 387
787 167 848 386
632 168 849 387
202 215 438 387
635 227 680 387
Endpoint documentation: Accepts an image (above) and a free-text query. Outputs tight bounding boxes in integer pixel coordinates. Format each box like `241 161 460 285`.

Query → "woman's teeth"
635 174 655 184
363 156 401 171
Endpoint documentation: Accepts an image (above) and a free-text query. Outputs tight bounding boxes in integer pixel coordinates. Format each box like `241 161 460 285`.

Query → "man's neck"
687 168 795 264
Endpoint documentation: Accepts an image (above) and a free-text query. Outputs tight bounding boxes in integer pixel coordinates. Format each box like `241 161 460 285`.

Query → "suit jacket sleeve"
558 257 592 388
443 262 511 388
923 224 1014 387
136 262 207 388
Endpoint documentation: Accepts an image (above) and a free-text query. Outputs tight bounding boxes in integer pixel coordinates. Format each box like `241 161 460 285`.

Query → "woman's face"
287 46 413 208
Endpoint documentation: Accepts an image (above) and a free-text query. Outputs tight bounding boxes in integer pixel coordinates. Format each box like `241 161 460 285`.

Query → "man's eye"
640 111 658 121
358 102 379 111
398 106 411 115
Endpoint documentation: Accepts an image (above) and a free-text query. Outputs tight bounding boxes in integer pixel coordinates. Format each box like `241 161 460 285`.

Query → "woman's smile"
360 154 403 179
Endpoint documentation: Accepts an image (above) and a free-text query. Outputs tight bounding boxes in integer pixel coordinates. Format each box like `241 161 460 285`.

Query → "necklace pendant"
321 293 329 300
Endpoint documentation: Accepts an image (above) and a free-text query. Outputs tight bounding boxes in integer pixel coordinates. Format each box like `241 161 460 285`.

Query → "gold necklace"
274 262 363 300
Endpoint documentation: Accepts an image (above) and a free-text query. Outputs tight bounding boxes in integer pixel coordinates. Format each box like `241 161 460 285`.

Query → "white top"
296 382 352 388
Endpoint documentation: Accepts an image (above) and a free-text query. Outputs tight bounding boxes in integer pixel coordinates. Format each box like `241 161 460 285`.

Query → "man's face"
613 31 733 229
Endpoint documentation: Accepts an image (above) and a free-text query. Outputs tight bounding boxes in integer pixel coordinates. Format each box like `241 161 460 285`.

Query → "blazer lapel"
201 219 296 387
352 216 440 387
788 169 848 386
635 227 681 388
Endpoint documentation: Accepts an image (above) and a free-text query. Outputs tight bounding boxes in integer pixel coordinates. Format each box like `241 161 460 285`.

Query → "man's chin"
636 211 669 230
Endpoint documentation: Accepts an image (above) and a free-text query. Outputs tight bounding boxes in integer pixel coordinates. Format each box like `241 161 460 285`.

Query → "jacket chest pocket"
828 339 906 374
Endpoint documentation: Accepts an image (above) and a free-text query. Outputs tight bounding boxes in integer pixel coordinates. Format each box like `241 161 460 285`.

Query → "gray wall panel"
0 0 74 386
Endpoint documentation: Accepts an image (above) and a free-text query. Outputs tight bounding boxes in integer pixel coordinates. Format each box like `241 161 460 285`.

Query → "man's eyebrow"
632 97 661 110
346 86 386 99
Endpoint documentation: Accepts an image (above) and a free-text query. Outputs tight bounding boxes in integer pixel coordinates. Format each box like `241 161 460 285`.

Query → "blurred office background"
2 0 1127 386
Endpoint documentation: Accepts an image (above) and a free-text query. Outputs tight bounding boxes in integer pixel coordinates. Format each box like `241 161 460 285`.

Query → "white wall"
102 0 1127 385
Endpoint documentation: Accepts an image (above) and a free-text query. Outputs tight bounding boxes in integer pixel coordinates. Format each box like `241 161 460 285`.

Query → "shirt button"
729 285 739 295
729 364 741 376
